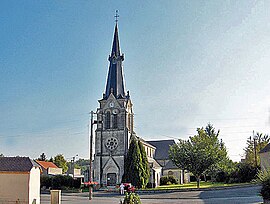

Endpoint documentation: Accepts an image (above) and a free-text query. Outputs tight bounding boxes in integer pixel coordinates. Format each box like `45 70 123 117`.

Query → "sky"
0 0 270 162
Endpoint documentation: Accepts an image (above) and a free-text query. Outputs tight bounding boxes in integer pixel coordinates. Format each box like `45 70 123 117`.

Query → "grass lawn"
150 181 252 190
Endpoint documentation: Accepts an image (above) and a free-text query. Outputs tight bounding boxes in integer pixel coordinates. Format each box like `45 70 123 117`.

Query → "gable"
36 161 58 169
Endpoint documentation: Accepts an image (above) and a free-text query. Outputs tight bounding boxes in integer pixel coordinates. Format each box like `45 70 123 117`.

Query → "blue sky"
1 1 270 161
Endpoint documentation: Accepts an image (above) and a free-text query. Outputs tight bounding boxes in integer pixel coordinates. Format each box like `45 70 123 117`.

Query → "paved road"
41 185 263 204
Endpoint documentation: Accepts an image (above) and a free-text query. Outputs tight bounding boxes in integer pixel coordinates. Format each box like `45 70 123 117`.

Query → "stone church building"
93 21 187 187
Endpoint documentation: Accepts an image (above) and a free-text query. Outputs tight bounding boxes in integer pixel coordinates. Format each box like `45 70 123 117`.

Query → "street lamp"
253 131 258 168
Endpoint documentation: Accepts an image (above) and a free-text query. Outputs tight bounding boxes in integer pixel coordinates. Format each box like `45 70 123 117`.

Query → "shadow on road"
198 185 262 204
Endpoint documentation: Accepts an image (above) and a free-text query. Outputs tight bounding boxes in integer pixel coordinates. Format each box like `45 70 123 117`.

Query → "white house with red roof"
36 160 62 176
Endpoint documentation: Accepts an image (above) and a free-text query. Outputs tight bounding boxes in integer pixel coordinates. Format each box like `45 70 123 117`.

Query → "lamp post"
253 130 258 168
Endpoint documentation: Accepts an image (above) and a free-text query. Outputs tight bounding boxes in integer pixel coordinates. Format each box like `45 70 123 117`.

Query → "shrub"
40 175 52 189
41 175 82 190
225 163 258 183
123 193 141 204
215 171 229 182
73 179 81 189
160 176 178 185
52 175 74 189
257 170 270 200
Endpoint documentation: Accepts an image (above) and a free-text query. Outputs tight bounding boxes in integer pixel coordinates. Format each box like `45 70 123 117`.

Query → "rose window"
105 137 118 151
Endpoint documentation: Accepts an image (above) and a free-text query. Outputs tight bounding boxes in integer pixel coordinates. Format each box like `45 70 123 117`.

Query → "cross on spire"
114 10 119 23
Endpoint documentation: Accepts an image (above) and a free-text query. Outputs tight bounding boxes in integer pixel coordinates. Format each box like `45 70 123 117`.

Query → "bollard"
50 190 61 204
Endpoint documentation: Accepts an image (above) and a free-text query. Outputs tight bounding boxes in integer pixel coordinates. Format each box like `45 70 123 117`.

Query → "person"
120 183 125 195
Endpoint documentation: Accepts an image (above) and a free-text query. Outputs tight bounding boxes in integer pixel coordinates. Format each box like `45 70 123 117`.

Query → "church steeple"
104 22 125 99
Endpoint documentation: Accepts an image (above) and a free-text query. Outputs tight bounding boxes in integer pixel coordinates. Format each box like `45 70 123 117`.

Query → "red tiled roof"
36 161 58 169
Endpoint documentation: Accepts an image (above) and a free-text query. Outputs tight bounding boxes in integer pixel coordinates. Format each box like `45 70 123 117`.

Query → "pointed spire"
111 24 120 57
104 17 125 99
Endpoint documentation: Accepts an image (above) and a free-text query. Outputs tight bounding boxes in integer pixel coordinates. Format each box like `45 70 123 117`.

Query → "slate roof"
36 160 58 169
105 23 125 99
0 157 39 172
139 137 156 149
259 143 270 153
162 160 179 170
147 140 176 160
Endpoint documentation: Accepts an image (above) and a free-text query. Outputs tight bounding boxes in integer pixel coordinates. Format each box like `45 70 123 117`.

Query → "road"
41 185 262 204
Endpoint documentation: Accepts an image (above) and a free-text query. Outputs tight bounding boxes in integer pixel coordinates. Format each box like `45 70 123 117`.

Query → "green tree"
122 136 147 189
206 139 235 182
38 153 47 161
138 140 150 188
0 153 4 157
75 158 89 172
169 124 226 188
54 154 68 173
244 132 269 168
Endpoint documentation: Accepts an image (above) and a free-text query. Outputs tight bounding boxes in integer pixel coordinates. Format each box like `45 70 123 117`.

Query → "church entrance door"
107 173 117 186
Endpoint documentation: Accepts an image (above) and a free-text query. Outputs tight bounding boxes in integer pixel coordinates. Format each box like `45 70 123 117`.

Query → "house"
259 143 270 171
68 167 84 183
36 160 62 176
147 140 190 184
140 138 162 187
0 157 41 204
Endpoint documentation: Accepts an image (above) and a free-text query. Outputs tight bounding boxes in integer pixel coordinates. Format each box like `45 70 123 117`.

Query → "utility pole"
89 111 94 200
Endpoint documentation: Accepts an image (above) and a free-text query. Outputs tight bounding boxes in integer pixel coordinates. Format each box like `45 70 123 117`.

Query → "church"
92 19 188 187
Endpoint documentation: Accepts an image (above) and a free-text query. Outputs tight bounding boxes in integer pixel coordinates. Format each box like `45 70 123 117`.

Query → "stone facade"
93 23 134 186
93 93 134 186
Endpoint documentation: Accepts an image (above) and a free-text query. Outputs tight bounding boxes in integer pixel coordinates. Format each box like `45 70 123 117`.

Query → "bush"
73 179 81 189
257 170 270 200
160 176 178 185
52 175 74 189
215 171 229 182
41 175 81 190
123 193 141 204
40 175 52 189
227 163 258 183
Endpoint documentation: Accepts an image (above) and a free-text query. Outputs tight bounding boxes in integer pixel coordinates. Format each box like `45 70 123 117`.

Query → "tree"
138 140 150 188
38 153 47 161
169 124 226 188
0 153 4 157
54 154 68 173
205 139 235 182
122 136 149 189
244 132 269 168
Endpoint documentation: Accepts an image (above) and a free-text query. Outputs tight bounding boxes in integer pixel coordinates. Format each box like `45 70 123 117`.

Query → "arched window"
112 114 118 129
105 112 111 129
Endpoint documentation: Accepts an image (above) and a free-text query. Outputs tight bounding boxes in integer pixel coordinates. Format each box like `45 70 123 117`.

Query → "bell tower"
93 18 134 186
